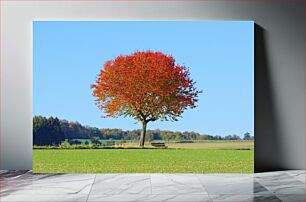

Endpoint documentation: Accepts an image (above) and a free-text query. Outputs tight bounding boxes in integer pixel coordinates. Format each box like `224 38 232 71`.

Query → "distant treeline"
33 116 254 146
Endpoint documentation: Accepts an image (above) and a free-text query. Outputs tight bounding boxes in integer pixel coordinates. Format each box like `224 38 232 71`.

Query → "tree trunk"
139 121 147 147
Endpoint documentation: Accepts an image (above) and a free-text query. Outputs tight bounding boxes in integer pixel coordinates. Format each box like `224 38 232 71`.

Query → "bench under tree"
151 142 168 148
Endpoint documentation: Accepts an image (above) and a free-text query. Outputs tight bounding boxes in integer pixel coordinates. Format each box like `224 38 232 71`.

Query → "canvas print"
33 21 254 173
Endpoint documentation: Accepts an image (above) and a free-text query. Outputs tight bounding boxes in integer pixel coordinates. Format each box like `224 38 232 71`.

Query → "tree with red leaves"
91 50 201 147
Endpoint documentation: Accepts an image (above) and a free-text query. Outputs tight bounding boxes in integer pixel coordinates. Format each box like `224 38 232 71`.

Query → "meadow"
33 141 254 173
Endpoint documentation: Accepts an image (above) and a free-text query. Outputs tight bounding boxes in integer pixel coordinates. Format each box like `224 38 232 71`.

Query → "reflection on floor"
0 170 305 201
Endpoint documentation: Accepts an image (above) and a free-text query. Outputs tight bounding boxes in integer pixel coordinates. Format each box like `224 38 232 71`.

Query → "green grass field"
33 141 254 173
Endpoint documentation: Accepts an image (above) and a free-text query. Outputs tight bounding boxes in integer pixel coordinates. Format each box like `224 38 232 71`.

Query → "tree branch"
138 110 146 121
145 118 156 123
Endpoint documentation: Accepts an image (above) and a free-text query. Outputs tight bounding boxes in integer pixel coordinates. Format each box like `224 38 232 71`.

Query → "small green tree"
91 136 101 145
243 132 251 140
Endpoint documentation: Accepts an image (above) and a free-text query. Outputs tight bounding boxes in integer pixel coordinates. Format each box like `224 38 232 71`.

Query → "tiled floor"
0 170 305 201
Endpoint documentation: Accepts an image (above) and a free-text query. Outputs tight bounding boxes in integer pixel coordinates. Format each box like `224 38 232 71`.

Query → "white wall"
1 0 304 171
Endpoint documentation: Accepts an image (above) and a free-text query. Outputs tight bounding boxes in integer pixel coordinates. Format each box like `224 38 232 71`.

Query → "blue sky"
33 21 254 137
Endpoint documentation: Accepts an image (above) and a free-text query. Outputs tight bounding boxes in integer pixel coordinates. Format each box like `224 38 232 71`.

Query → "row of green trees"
33 116 65 146
33 116 253 146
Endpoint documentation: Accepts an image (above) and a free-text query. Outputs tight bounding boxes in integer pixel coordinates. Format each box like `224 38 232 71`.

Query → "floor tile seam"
254 179 286 200
256 178 306 190
194 174 213 201
149 174 153 195
86 174 97 202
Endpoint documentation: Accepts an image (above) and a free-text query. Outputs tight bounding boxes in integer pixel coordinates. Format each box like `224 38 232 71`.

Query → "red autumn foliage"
91 50 201 146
